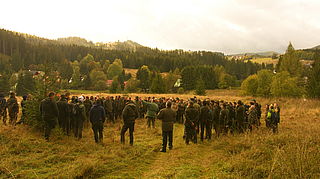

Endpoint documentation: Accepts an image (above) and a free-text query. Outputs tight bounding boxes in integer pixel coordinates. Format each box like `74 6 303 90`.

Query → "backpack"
73 104 82 117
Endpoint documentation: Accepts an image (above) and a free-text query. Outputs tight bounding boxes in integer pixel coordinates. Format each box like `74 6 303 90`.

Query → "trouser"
120 121 135 145
200 122 206 141
162 130 173 151
215 124 224 137
74 119 84 139
185 127 197 144
107 112 114 123
9 112 18 125
147 116 155 128
63 117 71 136
17 111 26 125
92 122 104 143
44 118 57 141
206 121 212 140
271 123 278 133
0 110 7 125
176 112 184 123
238 121 245 133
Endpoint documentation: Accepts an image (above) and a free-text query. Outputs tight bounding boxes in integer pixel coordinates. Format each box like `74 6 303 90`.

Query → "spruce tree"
195 78 206 96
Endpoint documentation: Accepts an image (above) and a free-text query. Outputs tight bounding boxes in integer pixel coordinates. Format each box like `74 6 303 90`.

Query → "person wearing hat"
40 92 59 141
121 100 139 145
157 101 176 152
0 93 7 125
7 92 19 125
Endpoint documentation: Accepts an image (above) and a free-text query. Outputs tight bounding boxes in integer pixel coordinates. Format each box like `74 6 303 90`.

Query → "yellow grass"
1 91 320 178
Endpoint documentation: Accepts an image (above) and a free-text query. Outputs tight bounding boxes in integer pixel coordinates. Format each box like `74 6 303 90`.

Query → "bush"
241 74 258 96
270 71 304 97
125 78 140 93
177 87 185 94
195 79 206 96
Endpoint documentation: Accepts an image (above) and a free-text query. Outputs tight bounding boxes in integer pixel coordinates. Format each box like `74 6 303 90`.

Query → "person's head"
48 92 55 100
188 101 194 107
166 101 172 108
22 95 28 100
96 99 102 106
60 94 66 100
203 100 209 106
222 103 227 109
237 100 242 105
10 92 15 98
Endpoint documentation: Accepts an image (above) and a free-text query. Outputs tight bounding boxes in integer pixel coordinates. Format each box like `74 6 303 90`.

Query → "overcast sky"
1 0 320 54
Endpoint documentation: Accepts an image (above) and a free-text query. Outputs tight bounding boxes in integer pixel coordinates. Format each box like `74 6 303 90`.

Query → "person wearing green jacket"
142 99 159 128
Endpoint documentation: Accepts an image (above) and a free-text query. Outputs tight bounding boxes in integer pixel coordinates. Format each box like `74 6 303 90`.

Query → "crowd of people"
0 92 281 153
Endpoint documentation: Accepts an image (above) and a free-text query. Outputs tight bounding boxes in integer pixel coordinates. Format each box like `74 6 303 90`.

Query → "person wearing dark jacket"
199 100 212 141
7 92 19 125
0 93 7 125
89 99 106 143
157 101 176 152
40 92 59 141
57 95 70 135
184 101 199 144
121 100 139 145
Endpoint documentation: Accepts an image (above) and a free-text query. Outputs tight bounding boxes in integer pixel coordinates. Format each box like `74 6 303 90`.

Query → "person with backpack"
121 100 139 145
7 92 19 125
157 101 176 152
73 98 86 139
0 93 7 125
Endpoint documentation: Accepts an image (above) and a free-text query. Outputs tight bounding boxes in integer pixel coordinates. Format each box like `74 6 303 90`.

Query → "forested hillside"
0 28 263 76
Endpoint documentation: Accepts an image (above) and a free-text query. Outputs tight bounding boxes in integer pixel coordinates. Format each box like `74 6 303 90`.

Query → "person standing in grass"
157 101 176 152
185 101 199 144
121 100 139 145
0 93 7 125
40 92 59 141
7 92 19 125
89 99 106 143
142 99 159 128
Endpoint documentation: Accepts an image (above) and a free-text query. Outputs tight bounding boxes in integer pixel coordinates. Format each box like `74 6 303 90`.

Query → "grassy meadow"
1 90 320 178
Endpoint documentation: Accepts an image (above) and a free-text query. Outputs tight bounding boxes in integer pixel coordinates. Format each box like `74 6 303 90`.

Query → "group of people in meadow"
0 92 280 152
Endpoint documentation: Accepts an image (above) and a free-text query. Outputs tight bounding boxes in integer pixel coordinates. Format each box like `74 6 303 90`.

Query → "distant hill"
57 37 143 51
96 40 143 51
57 37 94 47
229 51 280 58
311 45 320 50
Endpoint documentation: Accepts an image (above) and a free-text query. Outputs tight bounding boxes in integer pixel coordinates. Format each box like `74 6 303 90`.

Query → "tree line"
241 43 320 98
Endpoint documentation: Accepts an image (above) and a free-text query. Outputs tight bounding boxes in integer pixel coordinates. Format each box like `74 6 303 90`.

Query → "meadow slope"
1 92 320 178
